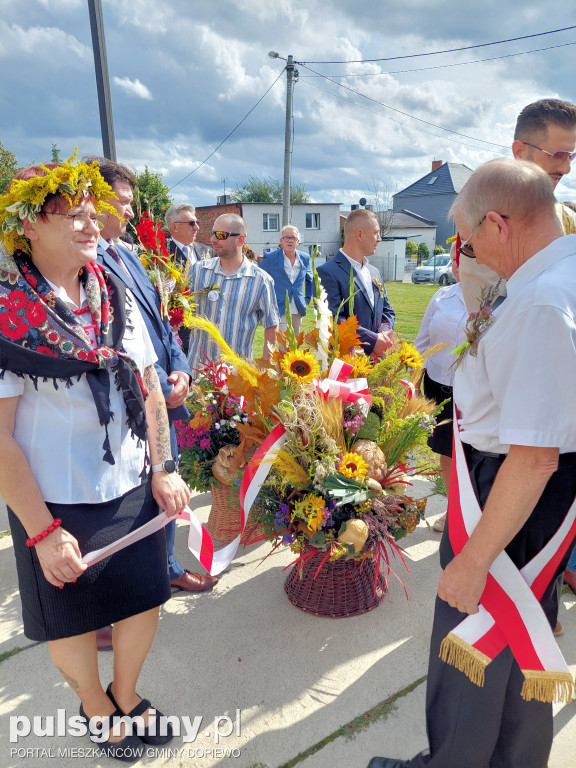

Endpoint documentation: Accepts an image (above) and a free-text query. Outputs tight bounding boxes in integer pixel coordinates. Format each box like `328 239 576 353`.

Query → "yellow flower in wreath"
338 452 369 479
281 350 321 383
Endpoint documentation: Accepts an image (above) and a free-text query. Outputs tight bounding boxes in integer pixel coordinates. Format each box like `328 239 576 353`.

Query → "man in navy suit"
317 208 395 356
89 160 217 646
259 225 313 334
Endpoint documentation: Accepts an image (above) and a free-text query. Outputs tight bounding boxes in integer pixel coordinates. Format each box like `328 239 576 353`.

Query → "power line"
298 62 510 149
168 70 285 191
302 78 509 155
298 25 576 64
299 40 576 78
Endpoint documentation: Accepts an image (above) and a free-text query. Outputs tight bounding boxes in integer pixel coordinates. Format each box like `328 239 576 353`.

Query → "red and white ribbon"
317 358 372 406
441 408 576 702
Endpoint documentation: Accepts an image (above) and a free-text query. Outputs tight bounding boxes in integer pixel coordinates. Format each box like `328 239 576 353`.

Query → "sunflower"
292 493 327 533
340 353 373 378
338 452 369 479
399 342 423 369
281 350 321 383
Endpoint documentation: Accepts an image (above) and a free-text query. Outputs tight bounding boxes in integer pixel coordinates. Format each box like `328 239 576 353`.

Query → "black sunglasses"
211 230 241 240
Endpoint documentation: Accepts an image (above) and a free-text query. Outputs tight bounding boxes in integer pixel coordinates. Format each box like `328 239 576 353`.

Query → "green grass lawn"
253 281 440 353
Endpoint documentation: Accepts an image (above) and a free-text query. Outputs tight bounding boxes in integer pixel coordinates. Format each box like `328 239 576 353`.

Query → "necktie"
107 243 135 288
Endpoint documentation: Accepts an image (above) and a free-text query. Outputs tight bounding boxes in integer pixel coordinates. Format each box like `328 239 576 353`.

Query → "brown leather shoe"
563 569 576 595
96 625 113 651
170 570 218 592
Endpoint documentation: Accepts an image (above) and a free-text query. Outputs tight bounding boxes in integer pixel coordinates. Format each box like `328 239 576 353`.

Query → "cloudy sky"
1 0 576 209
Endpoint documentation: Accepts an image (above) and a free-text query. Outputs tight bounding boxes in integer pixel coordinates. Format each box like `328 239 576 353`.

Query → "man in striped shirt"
186 213 279 374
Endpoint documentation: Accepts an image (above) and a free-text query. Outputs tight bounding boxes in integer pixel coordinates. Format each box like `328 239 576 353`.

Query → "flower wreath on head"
0 149 119 255
0 151 148 466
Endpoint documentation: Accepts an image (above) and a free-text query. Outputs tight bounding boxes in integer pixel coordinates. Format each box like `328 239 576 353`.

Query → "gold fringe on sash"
521 670 575 704
439 632 491 688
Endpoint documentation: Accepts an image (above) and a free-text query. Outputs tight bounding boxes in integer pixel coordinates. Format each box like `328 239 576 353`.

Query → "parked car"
411 254 455 285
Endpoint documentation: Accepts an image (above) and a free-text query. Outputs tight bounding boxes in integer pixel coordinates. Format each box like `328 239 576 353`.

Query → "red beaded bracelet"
26 518 62 548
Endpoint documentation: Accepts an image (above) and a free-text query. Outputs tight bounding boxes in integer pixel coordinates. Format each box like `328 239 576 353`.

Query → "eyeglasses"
281 235 299 241
46 211 109 232
210 230 242 240
175 219 199 227
458 214 509 259
520 141 576 163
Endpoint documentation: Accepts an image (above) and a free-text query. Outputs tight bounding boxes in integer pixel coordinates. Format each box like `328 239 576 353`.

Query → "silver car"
411 255 455 285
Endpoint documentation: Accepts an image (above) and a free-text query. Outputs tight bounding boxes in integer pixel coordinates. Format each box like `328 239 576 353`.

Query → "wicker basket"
206 482 241 544
284 550 386 618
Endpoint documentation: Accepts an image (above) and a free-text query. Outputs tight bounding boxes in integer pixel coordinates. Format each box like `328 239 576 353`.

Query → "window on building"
306 212 320 229
427 176 438 185
263 213 279 231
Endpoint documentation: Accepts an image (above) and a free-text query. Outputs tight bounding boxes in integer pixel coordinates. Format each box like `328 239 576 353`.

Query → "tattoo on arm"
143 365 171 462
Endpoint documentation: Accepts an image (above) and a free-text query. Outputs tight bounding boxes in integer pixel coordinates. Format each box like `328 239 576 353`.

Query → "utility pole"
88 0 116 161
269 52 297 226
282 55 295 227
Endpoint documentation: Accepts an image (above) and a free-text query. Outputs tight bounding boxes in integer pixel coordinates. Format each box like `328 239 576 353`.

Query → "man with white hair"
369 158 576 768
165 203 212 267
186 213 279 372
259 224 313 334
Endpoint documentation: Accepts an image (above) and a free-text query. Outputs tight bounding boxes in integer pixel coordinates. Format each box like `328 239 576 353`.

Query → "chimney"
431 160 443 171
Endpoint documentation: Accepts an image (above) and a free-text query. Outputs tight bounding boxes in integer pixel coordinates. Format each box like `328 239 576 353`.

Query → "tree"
434 245 445 255
364 174 397 237
51 144 62 163
405 239 418 257
134 166 173 226
0 143 19 194
231 175 310 204
417 242 430 264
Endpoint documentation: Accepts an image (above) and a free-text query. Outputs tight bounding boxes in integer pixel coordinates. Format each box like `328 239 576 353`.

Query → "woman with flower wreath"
0 157 190 761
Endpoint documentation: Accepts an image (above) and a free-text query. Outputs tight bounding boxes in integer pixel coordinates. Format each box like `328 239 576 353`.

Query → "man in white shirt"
259 225 313 334
369 158 576 768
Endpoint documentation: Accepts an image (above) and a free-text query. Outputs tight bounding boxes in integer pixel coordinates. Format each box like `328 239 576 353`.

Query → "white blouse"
0 287 157 504
414 283 467 387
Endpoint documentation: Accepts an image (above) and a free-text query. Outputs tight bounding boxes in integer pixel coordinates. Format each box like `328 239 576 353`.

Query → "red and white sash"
440 411 576 703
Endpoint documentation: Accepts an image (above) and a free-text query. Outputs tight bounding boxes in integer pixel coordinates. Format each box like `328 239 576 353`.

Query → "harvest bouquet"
178 268 439 586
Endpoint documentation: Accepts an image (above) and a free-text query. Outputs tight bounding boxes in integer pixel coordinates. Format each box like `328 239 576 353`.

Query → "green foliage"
231 175 310 204
433 245 445 255
51 144 62 163
0 143 19 194
134 166 173 226
405 239 418 256
418 243 430 260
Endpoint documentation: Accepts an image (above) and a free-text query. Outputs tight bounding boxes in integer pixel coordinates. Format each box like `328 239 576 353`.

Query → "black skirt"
9 479 171 641
423 369 454 458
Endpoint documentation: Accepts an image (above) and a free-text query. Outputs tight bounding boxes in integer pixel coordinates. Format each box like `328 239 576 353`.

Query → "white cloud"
113 76 153 100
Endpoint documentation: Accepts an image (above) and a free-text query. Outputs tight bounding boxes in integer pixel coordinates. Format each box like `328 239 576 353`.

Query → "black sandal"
106 683 174 745
79 703 145 762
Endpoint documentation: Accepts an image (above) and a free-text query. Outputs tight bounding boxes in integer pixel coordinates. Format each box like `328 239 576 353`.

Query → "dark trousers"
408 447 576 768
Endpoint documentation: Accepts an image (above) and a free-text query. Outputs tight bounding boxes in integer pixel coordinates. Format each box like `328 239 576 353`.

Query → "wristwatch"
151 459 177 474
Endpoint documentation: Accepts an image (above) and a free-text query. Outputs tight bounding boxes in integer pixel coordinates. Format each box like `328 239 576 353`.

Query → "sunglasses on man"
210 230 241 240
